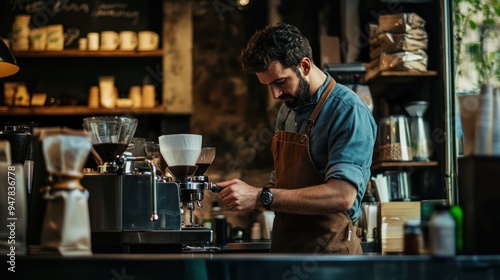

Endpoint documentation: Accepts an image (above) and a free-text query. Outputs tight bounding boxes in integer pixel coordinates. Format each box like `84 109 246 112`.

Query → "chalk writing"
12 0 90 14
91 2 140 26
64 27 80 46
11 1 141 26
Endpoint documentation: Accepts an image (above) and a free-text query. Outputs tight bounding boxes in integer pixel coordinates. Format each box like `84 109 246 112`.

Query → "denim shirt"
271 72 377 222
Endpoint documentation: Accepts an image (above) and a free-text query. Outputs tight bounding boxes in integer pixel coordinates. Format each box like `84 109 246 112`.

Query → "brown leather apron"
270 77 362 254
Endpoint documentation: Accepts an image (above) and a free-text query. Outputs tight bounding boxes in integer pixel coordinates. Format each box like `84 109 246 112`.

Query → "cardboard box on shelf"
379 201 420 254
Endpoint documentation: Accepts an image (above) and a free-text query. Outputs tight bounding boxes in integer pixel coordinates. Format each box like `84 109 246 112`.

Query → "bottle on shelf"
361 182 378 242
429 203 456 257
449 205 463 254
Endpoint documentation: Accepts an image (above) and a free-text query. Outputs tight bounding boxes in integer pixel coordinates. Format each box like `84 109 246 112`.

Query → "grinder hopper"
83 116 138 172
158 134 202 179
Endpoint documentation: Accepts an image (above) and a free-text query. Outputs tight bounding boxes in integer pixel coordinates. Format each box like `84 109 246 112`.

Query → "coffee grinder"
158 135 221 227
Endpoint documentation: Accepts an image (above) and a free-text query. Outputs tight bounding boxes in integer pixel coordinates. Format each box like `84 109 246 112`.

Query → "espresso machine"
78 117 219 253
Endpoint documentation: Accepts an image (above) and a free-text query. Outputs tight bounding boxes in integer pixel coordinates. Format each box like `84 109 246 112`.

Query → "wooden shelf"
0 105 189 116
13 49 163 57
366 70 438 83
367 71 438 100
372 160 438 173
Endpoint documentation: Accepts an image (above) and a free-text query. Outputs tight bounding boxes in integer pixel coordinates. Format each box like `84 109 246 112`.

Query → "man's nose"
270 86 282 99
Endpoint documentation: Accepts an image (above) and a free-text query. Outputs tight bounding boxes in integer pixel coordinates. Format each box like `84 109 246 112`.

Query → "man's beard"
281 73 310 110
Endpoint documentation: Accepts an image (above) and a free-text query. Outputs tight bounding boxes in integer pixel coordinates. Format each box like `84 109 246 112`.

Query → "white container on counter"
429 204 455 257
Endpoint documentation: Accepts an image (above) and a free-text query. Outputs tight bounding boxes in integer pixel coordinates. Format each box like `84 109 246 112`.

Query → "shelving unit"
0 105 185 116
13 50 163 57
0 0 192 139
360 0 457 241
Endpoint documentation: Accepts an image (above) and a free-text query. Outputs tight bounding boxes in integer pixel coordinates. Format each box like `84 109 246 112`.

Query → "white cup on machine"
100 31 119 50
119 31 137 51
138 31 159 51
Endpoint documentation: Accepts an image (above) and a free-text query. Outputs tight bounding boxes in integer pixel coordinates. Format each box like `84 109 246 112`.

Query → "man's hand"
216 179 261 211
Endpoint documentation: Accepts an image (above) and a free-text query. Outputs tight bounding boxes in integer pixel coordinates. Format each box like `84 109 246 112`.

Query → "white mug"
119 31 137 51
138 31 159 51
87 32 99 51
100 31 119 50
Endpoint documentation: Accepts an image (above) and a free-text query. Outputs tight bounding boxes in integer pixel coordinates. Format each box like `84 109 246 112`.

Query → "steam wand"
148 159 159 221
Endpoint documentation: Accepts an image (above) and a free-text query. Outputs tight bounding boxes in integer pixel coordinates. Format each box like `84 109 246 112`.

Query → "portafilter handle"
205 182 223 193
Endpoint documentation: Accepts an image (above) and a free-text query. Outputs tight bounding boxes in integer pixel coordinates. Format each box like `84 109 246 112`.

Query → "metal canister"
213 214 227 246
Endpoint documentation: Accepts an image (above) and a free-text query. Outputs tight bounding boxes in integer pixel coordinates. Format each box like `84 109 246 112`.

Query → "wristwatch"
259 187 273 210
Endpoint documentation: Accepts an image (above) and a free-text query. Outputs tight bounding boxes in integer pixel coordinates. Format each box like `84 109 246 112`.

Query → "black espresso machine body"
81 174 212 253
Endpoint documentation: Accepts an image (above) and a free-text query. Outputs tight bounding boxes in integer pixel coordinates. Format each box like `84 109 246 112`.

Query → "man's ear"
299 57 312 75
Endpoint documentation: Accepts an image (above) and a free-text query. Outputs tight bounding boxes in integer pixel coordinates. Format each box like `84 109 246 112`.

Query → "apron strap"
306 77 336 134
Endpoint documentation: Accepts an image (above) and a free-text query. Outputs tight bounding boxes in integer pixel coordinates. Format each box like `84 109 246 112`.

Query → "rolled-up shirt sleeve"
325 102 376 191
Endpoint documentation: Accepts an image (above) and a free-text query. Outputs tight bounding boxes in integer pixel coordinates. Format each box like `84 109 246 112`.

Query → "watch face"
260 192 272 204
260 189 273 206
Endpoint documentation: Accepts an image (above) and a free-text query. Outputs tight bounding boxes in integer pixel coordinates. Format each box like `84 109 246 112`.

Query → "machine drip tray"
90 228 213 254
122 228 212 245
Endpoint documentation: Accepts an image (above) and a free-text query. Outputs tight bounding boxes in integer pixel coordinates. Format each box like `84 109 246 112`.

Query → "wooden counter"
3 254 500 279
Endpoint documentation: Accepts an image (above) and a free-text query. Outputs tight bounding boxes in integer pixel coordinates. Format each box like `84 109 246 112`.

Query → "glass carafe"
405 101 432 161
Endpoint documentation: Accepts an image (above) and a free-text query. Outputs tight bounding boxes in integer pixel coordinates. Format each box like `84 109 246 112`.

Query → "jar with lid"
404 219 422 255
429 204 456 257
377 115 413 162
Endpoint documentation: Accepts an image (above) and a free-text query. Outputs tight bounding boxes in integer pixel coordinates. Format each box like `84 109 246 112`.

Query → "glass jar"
377 115 413 162
404 219 422 255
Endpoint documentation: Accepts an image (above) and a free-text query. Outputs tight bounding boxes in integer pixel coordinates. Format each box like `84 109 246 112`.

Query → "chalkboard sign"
0 0 162 48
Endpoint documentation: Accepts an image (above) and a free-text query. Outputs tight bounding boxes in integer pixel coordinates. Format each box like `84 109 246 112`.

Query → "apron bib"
270 77 362 254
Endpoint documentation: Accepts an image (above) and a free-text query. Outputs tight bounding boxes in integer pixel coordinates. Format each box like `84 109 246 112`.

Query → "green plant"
454 0 500 86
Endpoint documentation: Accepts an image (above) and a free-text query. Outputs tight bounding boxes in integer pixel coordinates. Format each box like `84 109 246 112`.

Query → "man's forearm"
267 179 357 215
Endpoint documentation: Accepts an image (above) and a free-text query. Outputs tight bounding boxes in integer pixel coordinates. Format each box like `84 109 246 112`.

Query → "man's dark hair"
241 22 313 73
